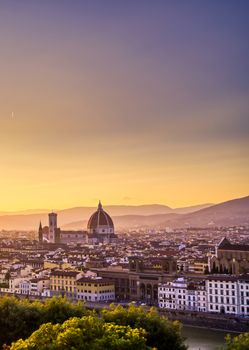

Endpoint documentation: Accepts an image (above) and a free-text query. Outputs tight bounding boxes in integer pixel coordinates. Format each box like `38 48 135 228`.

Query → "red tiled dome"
87 202 114 230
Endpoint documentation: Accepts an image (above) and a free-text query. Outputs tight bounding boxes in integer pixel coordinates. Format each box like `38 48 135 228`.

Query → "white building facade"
158 278 206 312
159 275 249 316
206 276 239 315
238 276 249 316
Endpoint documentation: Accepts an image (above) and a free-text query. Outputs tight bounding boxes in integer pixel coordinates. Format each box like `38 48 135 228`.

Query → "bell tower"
38 221 43 243
48 212 57 243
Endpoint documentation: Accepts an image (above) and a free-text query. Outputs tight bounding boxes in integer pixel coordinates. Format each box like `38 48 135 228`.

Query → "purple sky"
0 0 248 209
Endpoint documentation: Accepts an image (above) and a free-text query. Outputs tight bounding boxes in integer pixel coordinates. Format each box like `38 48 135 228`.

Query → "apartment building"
76 277 115 302
206 276 239 315
50 270 82 299
238 275 249 316
158 277 206 312
30 278 50 295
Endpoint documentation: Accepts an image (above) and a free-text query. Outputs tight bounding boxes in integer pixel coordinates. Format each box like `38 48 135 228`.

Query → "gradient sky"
0 0 248 211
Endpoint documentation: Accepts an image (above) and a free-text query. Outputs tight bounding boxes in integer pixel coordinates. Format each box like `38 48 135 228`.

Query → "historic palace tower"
48 212 57 243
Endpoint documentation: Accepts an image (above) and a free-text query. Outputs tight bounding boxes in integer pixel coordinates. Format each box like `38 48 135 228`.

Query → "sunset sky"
0 1 248 211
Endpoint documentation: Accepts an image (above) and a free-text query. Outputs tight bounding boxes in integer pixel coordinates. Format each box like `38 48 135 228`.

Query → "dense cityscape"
0 202 248 322
1 0 249 348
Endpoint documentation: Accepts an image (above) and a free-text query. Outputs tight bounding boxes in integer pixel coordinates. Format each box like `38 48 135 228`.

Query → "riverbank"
182 325 238 350
182 324 240 334
160 308 249 333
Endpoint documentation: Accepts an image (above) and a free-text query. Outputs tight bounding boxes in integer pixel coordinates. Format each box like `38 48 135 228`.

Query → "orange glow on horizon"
0 2 248 211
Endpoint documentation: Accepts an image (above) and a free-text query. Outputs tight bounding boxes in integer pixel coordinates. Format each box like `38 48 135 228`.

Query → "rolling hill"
61 213 180 230
0 204 200 230
0 197 247 230
160 195 249 228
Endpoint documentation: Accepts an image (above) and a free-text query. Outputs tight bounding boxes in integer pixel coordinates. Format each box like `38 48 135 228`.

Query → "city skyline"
0 1 248 211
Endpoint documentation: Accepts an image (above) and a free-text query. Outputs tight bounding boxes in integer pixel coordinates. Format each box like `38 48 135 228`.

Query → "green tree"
224 333 249 350
40 296 88 324
0 296 42 347
0 296 87 348
0 296 186 350
9 316 150 350
101 304 187 350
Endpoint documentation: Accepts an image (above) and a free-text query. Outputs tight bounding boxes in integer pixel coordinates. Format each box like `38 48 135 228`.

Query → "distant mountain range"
0 203 211 230
62 213 181 230
0 196 248 230
162 195 249 228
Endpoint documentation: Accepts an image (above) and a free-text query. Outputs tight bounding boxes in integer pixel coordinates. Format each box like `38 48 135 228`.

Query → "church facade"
209 237 249 275
38 202 117 245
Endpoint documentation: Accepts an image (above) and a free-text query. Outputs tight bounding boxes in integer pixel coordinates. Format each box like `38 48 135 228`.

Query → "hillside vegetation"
0 296 186 350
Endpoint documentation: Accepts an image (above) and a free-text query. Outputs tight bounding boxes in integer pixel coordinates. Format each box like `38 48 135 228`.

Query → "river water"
182 325 233 350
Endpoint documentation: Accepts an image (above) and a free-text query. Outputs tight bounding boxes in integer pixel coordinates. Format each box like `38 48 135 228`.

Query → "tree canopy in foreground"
224 333 249 350
9 316 149 350
101 304 186 350
0 296 187 350
0 296 88 348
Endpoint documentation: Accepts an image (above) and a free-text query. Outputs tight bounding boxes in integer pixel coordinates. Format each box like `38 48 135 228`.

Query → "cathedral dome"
87 201 114 231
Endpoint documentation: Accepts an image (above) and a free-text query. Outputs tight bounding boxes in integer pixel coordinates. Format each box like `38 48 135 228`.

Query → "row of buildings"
158 275 249 317
8 269 115 302
3 266 249 317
